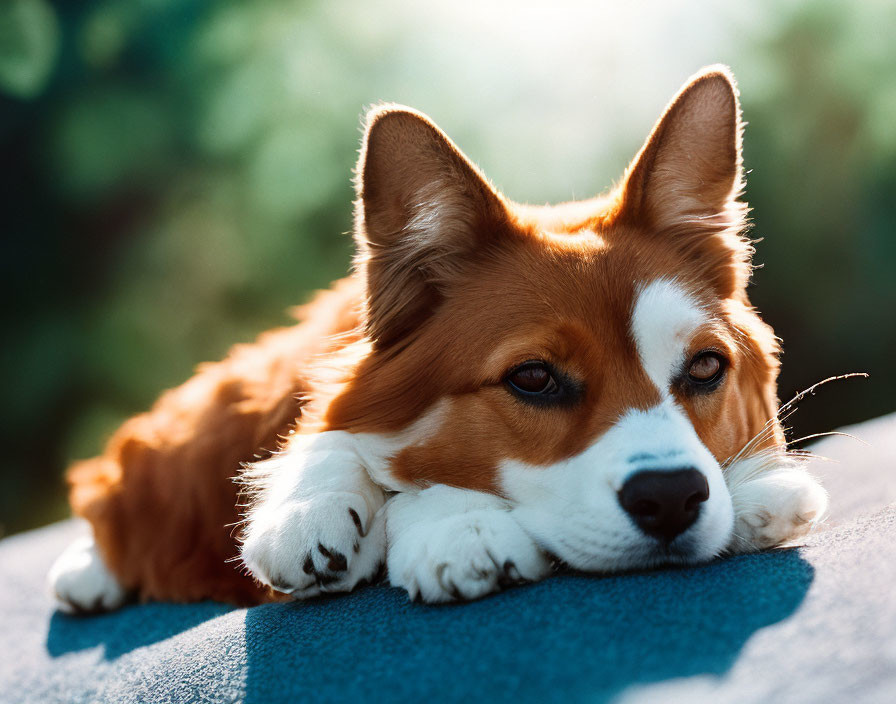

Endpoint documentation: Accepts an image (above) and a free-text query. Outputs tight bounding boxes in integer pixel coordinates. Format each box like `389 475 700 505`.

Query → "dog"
48 65 828 610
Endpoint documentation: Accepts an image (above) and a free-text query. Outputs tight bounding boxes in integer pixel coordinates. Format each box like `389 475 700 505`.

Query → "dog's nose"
618 468 709 542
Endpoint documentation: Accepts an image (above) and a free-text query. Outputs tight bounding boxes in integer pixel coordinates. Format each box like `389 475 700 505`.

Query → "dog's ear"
618 66 750 294
355 105 508 348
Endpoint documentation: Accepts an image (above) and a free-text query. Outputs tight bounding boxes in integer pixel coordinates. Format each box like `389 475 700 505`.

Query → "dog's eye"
503 360 583 407
685 350 727 388
506 361 558 395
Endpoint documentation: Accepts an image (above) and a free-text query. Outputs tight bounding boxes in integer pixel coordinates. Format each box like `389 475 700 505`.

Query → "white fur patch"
631 278 706 393
48 535 127 613
386 485 551 602
240 431 388 596
501 400 734 571
354 399 451 493
725 452 829 552
240 402 449 596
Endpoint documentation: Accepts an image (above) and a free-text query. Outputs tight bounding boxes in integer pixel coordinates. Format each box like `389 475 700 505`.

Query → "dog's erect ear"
620 65 743 226
618 66 750 293
355 105 508 348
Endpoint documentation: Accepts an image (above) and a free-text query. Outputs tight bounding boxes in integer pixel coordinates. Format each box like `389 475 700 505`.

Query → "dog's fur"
49 66 828 610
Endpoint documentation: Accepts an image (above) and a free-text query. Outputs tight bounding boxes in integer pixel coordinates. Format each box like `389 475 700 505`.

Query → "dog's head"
327 66 783 569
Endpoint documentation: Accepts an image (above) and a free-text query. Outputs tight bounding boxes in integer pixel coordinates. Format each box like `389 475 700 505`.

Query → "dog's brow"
630 278 706 392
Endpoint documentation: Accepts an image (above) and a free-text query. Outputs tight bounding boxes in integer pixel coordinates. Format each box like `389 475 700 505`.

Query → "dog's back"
67 278 361 605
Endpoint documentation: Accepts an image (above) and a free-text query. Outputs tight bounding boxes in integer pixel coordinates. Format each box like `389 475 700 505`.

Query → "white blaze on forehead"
631 279 706 393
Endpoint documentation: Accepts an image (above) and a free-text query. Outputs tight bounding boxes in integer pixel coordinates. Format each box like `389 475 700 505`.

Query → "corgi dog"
49 65 828 611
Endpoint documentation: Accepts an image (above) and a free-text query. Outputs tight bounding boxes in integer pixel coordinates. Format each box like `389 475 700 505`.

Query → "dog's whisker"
789 431 868 447
777 373 869 418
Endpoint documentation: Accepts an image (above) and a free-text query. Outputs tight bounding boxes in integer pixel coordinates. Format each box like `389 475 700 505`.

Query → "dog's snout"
618 468 709 542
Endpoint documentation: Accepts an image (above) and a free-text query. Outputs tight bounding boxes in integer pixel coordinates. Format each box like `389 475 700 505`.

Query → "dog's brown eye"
506 361 558 395
504 360 583 407
686 351 726 386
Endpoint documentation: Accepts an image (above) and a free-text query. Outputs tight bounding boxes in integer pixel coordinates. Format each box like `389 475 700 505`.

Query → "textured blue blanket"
2 413 895 703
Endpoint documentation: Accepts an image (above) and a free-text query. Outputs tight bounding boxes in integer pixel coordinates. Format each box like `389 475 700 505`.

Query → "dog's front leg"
386 485 551 602
240 431 387 598
726 457 829 553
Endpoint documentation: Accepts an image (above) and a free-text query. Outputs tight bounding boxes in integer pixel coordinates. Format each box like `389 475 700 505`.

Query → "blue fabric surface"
2 415 896 703
1 508 894 703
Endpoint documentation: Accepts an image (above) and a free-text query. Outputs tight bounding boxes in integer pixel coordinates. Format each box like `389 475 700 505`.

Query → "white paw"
729 469 829 552
387 492 551 603
48 536 127 614
241 491 385 598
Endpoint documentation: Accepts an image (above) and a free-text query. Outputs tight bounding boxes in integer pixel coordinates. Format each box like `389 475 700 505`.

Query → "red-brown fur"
69 279 362 605
69 67 783 606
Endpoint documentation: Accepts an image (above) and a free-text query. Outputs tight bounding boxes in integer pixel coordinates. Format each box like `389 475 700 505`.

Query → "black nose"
618 469 709 542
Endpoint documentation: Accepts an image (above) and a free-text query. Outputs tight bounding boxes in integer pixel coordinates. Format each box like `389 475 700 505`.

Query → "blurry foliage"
0 0 60 98
1 0 894 534
741 0 896 437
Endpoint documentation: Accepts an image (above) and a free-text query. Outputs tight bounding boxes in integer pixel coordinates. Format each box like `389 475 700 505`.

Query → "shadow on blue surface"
241 549 814 703
41 549 813 702
47 600 233 660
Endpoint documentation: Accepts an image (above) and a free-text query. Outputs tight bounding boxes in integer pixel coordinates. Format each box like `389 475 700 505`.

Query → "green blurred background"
1 0 894 536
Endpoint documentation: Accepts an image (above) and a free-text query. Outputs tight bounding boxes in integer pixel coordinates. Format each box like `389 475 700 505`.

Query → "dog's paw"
387 496 551 603
729 469 828 552
241 491 385 598
48 536 128 614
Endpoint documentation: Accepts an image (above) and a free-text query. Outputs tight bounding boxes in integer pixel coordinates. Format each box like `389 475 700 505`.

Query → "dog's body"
49 66 828 611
